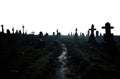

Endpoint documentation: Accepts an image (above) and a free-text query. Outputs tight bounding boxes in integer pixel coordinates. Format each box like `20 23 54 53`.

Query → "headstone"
12 27 14 34
39 31 43 39
22 25 24 34
19 30 22 34
82 33 85 37
53 32 55 36
6 29 10 35
102 22 114 42
88 24 96 44
56 29 58 35
75 28 77 33
1 25 4 33
100 33 102 37
15 30 19 34
25 30 27 34
96 31 99 37
89 24 96 36
74 28 78 39
102 22 119 63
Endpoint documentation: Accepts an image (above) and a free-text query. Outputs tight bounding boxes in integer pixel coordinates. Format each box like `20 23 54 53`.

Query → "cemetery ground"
0 34 63 79
1 35 120 79
63 37 120 79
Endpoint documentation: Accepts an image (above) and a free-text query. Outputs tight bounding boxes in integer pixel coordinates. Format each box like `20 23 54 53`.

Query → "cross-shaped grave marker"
89 24 96 36
102 22 114 35
102 22 114 42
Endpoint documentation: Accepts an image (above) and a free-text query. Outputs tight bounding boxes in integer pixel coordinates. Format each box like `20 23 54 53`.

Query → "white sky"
0 0 120 35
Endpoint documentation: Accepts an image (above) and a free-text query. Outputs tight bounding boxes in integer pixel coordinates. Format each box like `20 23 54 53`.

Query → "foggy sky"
0 0 120 35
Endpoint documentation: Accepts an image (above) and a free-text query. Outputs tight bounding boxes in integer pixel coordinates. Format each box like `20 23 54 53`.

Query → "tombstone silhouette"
96 31 99 37
100 33 102 37
7 29 10 35
88 24 96 44
19 30 22 34
102 22 114 42
56 29 61 39
22 25 24 34
89 24 96 36
45 33 49 38
12 27 14 34
1 25 4 33
39 31 44 40
56 29 58 35
80 32 84 37
15 30 19 34
53 32 55 36
25 30 27 34
74 28 78 39
102 22 119 63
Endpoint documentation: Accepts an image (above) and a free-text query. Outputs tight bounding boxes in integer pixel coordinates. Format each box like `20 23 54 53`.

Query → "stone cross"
102 22 114 42
102 22 114 35
89 24 96 36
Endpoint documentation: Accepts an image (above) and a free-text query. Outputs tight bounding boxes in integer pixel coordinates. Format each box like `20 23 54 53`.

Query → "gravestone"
22 25 24 34
6 29 10 35
102 22 114 42
56 29 58 35
1 25 4 33
19 30 22 34
56 29 61 40
74 28 78 39
25 30 27 34
53 32 55 36
88 24 96 44
96 31 99 37
12 27 14 34
102 22 119 62
15 30 19 34
39 31 44 39
89 24 96 36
